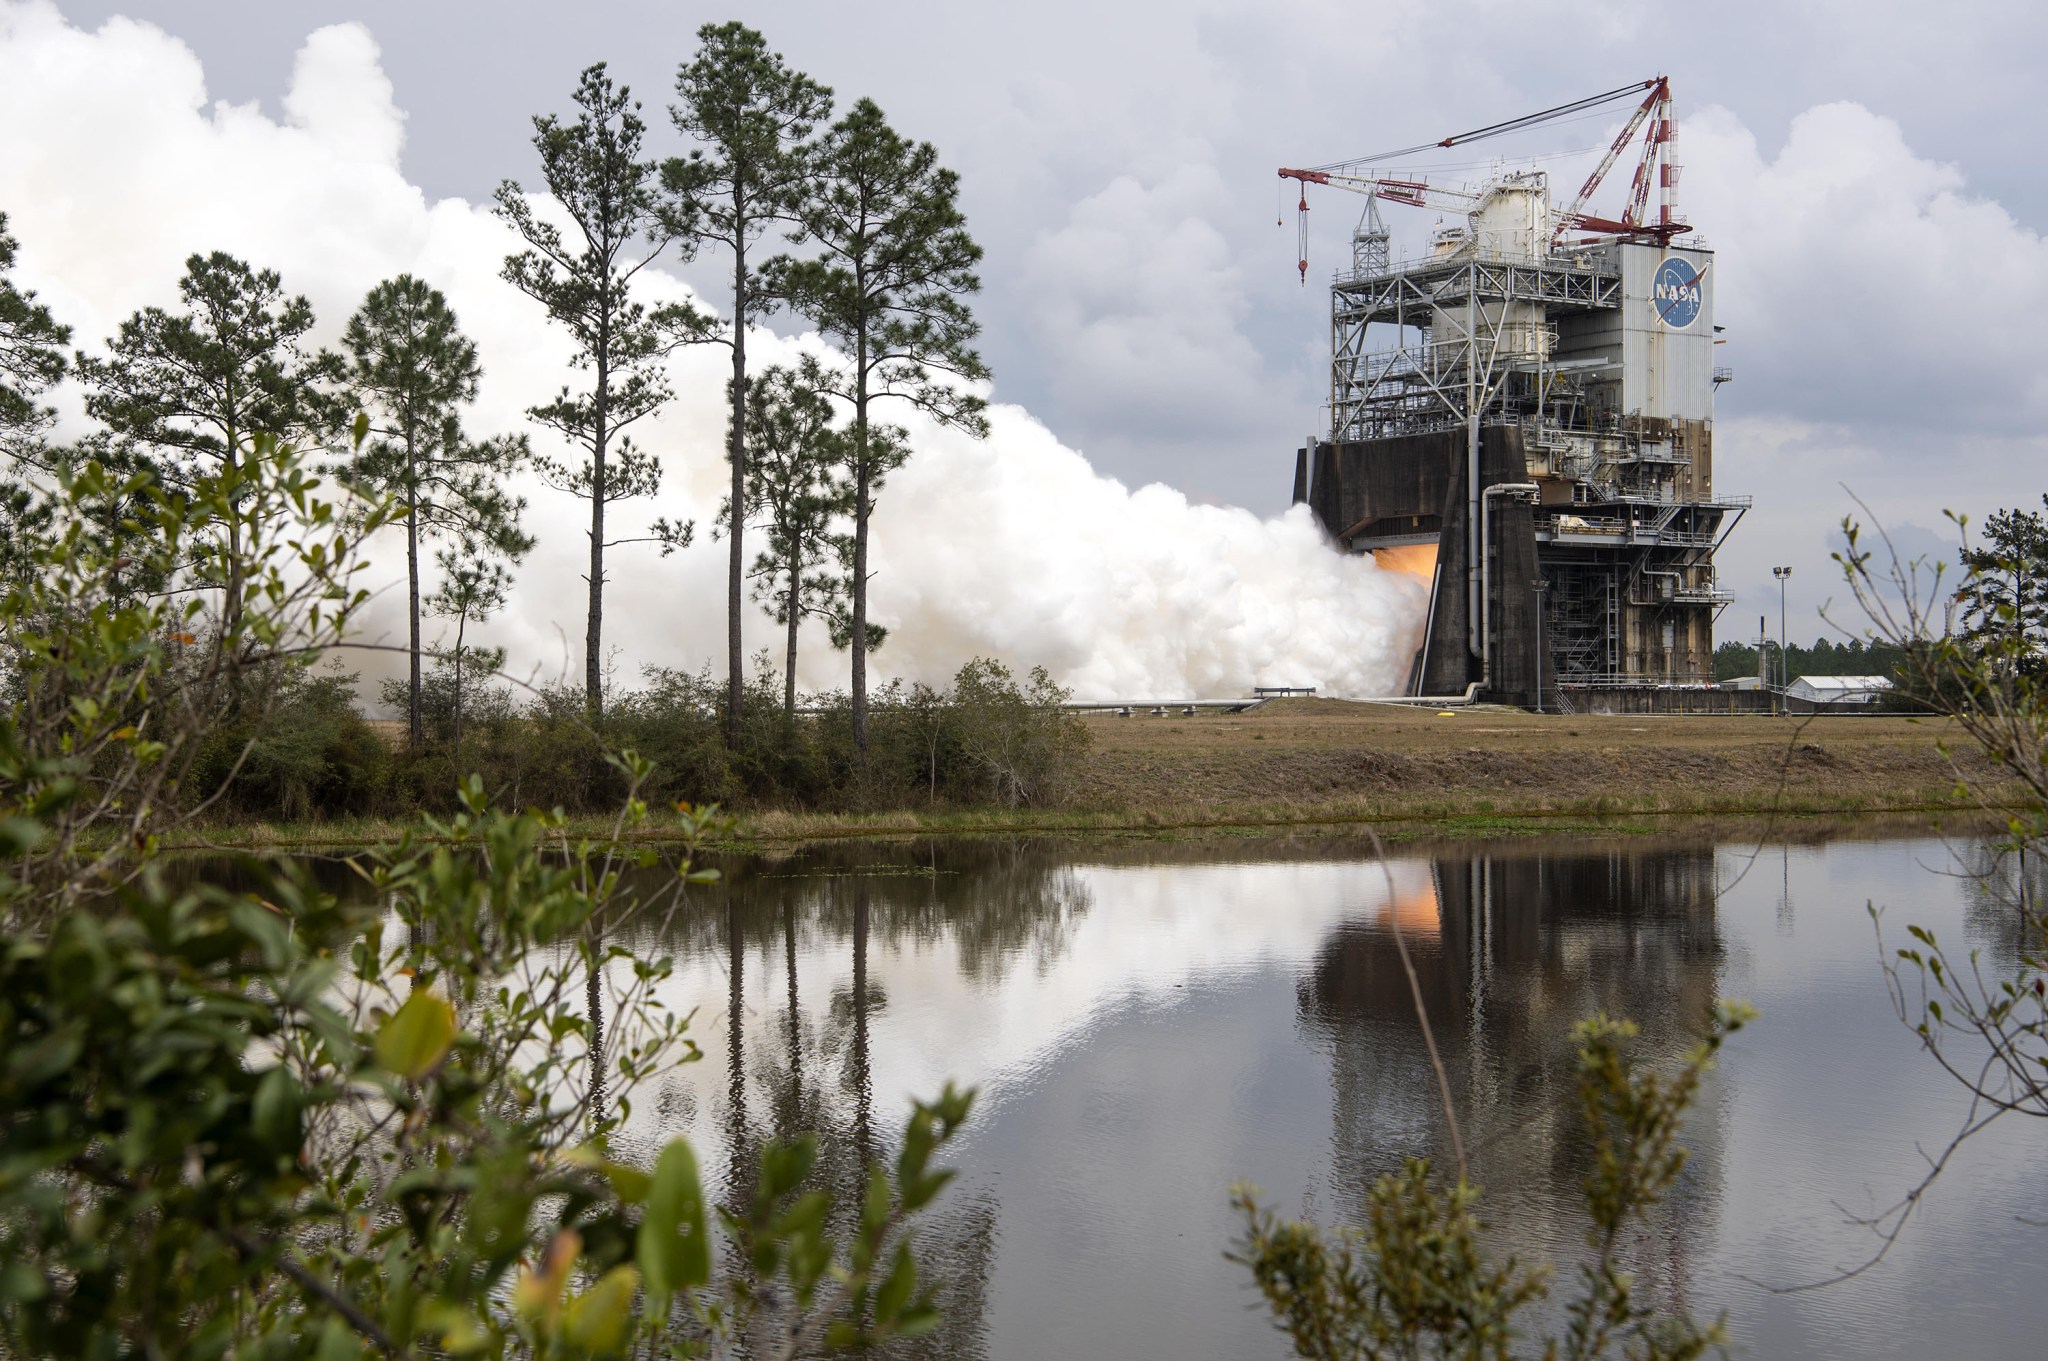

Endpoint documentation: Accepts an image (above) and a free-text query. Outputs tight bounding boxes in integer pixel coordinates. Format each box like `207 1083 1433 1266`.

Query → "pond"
280 830 2048 1358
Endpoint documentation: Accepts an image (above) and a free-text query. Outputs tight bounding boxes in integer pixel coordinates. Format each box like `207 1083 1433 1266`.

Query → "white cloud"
1688 100 2048 436
1672 101 2048 630
283 23 405 169
0 1 1426 702
1020 166 1274 439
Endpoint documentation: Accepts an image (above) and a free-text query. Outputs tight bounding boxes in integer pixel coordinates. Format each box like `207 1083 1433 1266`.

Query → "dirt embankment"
1067 700 2012 830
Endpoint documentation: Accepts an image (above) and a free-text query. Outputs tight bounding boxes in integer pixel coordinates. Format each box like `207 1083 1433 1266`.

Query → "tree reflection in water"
630 839 1091 1360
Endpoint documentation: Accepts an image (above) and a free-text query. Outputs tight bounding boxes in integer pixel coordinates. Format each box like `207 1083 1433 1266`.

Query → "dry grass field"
1064 698 2014 831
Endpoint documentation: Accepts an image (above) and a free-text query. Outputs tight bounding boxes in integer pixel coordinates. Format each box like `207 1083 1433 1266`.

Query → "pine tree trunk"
406 438 423 751
452 611 466 763
784 550 801 720
727 238 747 746
221 415 245 668
587 348 609 718
850 347 871 757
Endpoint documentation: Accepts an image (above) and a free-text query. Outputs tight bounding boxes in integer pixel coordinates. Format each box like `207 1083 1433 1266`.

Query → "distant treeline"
1712 637 1912 684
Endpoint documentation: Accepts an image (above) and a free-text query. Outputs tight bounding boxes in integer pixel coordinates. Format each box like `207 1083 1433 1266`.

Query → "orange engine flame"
1372 544 1439 580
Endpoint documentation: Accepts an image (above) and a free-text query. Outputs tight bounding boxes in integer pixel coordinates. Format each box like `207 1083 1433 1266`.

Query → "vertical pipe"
1481 490 1499 688
1466 275 1482 664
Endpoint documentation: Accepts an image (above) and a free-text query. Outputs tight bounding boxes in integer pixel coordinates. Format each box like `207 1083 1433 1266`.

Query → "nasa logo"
1651 256 1703 329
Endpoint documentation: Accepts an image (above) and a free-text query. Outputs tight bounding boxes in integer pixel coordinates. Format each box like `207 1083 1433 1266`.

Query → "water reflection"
638 835 2048 1361
1957 839 2048 962
624 841 1091 1360
1304 849 1727 1324
177 832 2048 1360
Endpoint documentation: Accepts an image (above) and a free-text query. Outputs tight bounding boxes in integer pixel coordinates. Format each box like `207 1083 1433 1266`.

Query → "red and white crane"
1278 77 1688 282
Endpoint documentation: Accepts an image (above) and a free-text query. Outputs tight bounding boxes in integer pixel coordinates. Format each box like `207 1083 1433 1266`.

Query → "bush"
945 658 1088 807
170 648 1092 824
463 655 1089 817
187 662 390 821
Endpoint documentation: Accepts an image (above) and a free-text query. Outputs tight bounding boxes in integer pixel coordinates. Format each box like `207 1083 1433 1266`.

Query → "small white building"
1785 675 1893 707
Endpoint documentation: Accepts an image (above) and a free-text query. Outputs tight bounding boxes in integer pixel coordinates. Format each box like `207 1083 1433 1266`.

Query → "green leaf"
251 1064 304 1155
418 1301 493 1356
874 1241 918 1325
374 990 456 1080
565 1144 651 1204
562 1265 639 1355
315 1317 362 1361
638 1138 711 1301
0 815 46 857
232 897 294 969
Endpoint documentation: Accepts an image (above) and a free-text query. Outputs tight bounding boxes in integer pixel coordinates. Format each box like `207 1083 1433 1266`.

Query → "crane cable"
1282 78 1663 281
1306 78 1657 174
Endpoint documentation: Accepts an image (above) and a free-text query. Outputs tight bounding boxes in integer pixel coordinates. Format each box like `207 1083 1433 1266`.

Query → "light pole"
1773 566 1792 696
1533 576 1550 714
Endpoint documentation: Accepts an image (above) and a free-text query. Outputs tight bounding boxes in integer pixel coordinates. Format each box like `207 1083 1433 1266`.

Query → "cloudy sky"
7 0 2045 692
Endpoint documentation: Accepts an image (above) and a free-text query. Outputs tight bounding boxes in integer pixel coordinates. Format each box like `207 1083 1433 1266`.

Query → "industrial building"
1283 79 1746 708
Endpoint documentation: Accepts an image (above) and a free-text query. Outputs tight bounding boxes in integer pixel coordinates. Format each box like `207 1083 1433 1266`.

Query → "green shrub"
945 658 1089 807
188 662 389 821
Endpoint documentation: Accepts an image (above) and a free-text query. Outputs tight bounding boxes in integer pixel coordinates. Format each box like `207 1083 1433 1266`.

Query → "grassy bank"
164 700 2020 852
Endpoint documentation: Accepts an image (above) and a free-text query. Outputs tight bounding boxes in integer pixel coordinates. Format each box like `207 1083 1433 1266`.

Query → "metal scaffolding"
1288 159 1744 698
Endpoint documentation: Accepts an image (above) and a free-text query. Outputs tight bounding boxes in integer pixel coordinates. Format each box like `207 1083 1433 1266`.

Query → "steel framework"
1284 79 1742 700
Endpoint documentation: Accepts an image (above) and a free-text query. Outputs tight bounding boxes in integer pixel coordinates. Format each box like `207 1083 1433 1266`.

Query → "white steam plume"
0 4 1427 701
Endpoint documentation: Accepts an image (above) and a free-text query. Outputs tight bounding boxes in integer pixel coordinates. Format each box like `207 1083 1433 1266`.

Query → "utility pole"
1773 565 1793 695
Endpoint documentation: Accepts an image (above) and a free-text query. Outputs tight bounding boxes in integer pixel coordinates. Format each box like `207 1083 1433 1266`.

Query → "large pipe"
1371 682 1483 706
1465 285 1481 658
1480 482 1540 692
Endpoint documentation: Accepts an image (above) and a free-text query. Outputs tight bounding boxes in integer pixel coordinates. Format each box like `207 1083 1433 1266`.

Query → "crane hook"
1297 189 1310 285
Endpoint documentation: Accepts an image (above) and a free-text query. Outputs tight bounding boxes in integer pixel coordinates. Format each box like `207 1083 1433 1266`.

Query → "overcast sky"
14 0 2048 672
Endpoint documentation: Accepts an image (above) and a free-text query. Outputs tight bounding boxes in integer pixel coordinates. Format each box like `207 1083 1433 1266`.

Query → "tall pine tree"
769 99 989 756
664 23 830 745
79 252 346 475
426 540 513 762
0 211 70 452
78 251 347 631
1960 498 2048 667
733 360 852 718
342 274 531 749
496 64 710 716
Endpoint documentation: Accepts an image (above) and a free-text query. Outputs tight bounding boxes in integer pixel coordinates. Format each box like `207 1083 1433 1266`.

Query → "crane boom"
1277 170 1480 281
1550 75 1683 246
1278 170 1479 215
1278 76 1689 281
